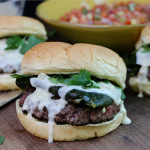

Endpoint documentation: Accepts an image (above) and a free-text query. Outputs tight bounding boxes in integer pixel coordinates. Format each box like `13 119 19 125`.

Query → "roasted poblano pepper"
48 86 114 108
49 86 62 96
16 77 31 90
16 78 114 108
65 89 114 108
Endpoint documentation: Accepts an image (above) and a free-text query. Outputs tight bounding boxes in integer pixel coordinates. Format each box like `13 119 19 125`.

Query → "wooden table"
0 78 150 150
0 27 150 149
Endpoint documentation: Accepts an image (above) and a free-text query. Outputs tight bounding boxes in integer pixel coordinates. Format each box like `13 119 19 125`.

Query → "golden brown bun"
129 77 150 96
0 76 19 91
16 100 124 141
21 42 126 88
136 26 150 49
0 15 47 40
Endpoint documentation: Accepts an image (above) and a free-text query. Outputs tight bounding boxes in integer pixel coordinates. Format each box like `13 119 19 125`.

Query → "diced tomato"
125 20 131 25
60 2 150 25
108 14 116 21
101 11 107 18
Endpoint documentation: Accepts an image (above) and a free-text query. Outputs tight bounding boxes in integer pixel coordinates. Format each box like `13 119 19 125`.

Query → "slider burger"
129 26 150 97
14 42 131 143
0 15 47 91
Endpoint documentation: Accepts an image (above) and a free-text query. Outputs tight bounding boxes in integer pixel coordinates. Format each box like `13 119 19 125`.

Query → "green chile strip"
49 86 114 108
49 86 62 96
65 89 114 108
16 77 31 90
16 77 114 108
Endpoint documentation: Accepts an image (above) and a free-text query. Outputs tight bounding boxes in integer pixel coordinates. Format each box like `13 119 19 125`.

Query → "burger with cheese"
0 15 47 92
129 26 150 97
14 42 131 143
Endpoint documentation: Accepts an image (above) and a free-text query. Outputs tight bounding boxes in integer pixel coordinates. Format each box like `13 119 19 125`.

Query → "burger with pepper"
13 42 131 143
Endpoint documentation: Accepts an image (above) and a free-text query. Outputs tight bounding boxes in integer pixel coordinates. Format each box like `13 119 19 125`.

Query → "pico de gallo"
59 1 150 25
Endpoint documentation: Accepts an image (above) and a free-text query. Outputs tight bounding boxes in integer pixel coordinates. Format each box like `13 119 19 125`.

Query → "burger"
14 42 131 143
0 15 47 93
129 26 150 97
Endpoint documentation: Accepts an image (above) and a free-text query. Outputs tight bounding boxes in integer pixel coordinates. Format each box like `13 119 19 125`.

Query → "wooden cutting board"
0 90 22 107
0 81 150 150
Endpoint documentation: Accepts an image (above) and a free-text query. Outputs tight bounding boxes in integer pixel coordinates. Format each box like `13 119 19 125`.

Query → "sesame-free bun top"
0 15 47 40
136 26 150 49
21 42 126 88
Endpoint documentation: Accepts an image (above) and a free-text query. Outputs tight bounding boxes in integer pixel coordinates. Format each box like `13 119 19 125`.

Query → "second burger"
0 15 47 91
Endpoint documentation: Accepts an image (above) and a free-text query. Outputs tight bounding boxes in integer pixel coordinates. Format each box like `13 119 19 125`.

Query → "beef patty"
20 87 120 126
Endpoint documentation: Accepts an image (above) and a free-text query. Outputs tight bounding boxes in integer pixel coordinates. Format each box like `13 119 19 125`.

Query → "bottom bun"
16 99 124 141
129 77 150 96
0 76 19 91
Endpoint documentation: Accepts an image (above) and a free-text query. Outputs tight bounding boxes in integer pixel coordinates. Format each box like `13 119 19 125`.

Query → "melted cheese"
120 101 131 124
58 82 122 106
0 73 11 78
23 87 68 143
135 48 150 97
136 48 150 66
23 73 131 143
0 39 23 73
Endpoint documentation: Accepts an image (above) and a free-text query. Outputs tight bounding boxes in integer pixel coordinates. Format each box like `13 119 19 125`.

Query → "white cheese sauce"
22 73 68 143
120 101 131 125
0 73 11 78
23 73 131 143
135 48 150 97
0 39 23 73
59 82 122 106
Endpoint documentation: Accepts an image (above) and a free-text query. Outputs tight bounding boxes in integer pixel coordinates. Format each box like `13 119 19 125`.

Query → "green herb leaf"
131 49 139 55
5 35 45 54
132 44 150 54
0 135 5 145
49 69 100 89
49 77 62 84
141 45 150 53
20 35 45 54
121 89 126 99
11 73 32 79
5 35 24 50
80 69 91 79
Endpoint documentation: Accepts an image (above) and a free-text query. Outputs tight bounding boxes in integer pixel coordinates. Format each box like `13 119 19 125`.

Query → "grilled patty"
20 87 120 126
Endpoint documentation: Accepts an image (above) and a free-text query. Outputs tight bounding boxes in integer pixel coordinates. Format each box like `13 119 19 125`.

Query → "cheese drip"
22 74 67 143
135 48 150 97
23 73 131 143
0 39 23 73
0 73 11 78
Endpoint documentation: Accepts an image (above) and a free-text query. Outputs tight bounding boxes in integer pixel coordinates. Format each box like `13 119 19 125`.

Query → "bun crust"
0 76 19 91
16 100 124 141
21 42 126 88
136 26 150 49
129 77 150 96
0 15 47 40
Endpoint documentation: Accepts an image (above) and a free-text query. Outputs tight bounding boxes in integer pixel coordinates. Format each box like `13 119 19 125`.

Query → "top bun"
136 26 150 49
0 15 47 40
21 42 126 88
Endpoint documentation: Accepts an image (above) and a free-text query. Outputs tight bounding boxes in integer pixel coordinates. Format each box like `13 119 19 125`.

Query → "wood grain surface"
0 79 150 150
0 25 150 149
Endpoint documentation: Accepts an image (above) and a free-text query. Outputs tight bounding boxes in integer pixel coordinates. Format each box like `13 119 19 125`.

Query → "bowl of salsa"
36 0 150 53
